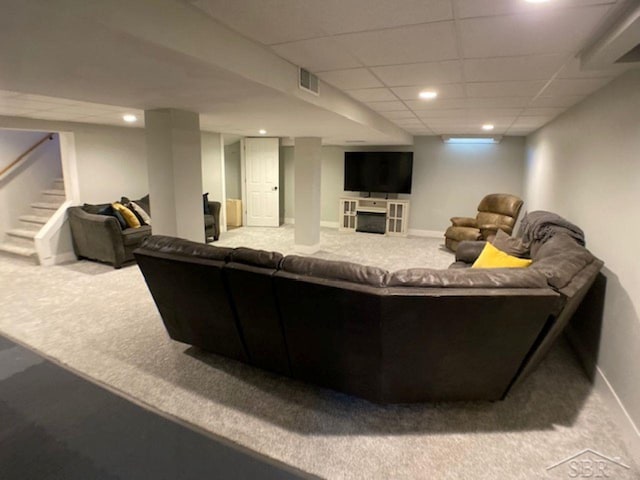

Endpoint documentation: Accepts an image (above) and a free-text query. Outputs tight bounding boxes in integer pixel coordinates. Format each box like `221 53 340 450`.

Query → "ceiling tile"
336 22 458 66
381 111 419 120
391 83 465 100
346 88 397 102
506 127 535 135
459 6 612 58
541 77 612 96
521 107 565 116
430 127 473 134
272 37 362 72
371 60 462 86
365 100 408 112
530 95 585 107
317 0 453 35
511 115 553 128
463 97 532 108
463 54 566 82
404 98 469 110
466 108 522 119
455 0 616 19
316 68 382 89
415 109 467 119
466 80 545 97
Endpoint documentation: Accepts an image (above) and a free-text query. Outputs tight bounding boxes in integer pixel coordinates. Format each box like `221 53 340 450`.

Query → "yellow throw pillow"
472 242 532 269
112 202 141 229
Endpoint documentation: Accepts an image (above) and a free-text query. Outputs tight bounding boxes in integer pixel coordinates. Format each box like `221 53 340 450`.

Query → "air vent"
299 68 319 95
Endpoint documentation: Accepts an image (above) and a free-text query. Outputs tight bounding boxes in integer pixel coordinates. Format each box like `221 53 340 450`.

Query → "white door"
245 137 279 227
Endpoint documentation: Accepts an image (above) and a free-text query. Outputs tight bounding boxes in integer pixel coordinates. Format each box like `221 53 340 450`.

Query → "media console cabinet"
339 197 410 236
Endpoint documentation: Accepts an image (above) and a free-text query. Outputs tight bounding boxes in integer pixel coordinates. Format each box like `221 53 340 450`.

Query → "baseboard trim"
283 218 339 229
593 365 640 466
320 221 339 229
407 228 444 238
40 251 77 266
293 243 321 254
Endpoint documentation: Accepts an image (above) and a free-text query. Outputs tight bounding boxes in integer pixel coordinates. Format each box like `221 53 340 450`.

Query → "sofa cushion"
472 242 532 269
121 225 152 246
229 247 283 269
281 255 387 287
455 241 486 264
129 202 151 226
113 202 141 228
444 225 481 242
97 204 127 230
139 235 232 261
530 233 595 290
491 229 530 258
388 267 548 288
83 203 109 215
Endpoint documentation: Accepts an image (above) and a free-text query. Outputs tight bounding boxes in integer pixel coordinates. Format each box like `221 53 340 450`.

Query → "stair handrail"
0 133 55 179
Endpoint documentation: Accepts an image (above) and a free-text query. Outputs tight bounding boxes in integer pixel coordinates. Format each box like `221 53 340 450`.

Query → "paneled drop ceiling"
0 0 636 141
188 0 635 136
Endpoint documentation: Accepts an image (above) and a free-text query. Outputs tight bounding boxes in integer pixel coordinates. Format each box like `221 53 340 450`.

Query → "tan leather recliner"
444 194 524 252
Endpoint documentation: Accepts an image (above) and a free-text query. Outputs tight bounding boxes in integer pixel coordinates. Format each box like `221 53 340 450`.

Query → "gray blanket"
518 210 585 246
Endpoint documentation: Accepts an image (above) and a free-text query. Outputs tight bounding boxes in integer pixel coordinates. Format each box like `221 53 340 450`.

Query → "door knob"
272 186 278 191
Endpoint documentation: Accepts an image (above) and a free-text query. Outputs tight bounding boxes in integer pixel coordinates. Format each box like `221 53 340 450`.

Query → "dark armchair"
444 194 524 252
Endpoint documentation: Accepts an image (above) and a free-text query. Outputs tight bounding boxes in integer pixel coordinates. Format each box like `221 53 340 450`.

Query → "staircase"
0 178 65 263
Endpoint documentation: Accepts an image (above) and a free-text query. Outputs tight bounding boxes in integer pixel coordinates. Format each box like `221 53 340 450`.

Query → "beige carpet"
0 227 637 479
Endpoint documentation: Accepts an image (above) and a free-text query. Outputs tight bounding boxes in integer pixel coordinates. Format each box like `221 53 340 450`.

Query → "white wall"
281 138 526 231
0 116 148 204
524 69 640 458
0 129 62 240
224 141 241 199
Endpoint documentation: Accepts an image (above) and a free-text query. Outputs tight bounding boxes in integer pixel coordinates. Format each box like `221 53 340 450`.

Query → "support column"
294 137 322 252
145 108 205 242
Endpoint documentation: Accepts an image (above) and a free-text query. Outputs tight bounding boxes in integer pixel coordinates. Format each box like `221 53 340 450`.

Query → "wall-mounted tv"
344 151 413 194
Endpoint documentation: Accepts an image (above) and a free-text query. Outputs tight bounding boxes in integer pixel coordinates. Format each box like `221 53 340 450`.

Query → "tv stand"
339 197 409 236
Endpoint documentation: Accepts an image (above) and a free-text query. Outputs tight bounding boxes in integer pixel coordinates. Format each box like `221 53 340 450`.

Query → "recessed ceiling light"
122 114 137 123
259 129 267 135
418 90 438 100
482 124 495 131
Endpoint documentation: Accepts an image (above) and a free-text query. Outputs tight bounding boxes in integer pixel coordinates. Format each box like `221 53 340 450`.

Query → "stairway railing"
0 133 55 179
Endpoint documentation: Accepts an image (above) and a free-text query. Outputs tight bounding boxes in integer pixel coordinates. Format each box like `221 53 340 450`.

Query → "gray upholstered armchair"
68 194 221 268
444 194 524 252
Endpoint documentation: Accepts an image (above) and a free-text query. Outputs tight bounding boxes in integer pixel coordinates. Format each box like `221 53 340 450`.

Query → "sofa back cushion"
530 233 596 291
139 235 232 261
387 267 548 288
229 247 283 269
280 255 388 287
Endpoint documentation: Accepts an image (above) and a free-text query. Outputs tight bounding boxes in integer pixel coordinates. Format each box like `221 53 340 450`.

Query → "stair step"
32 202 61 211
19 215 50 225
42 189 65 197
7 228 37 240
53 179 65 188
0 242 37 258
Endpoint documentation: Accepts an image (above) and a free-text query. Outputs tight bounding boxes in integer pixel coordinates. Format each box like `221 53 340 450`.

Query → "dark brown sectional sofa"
134 229 603 403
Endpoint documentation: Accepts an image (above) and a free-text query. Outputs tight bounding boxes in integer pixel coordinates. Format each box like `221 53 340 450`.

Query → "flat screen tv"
344 151 413 194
